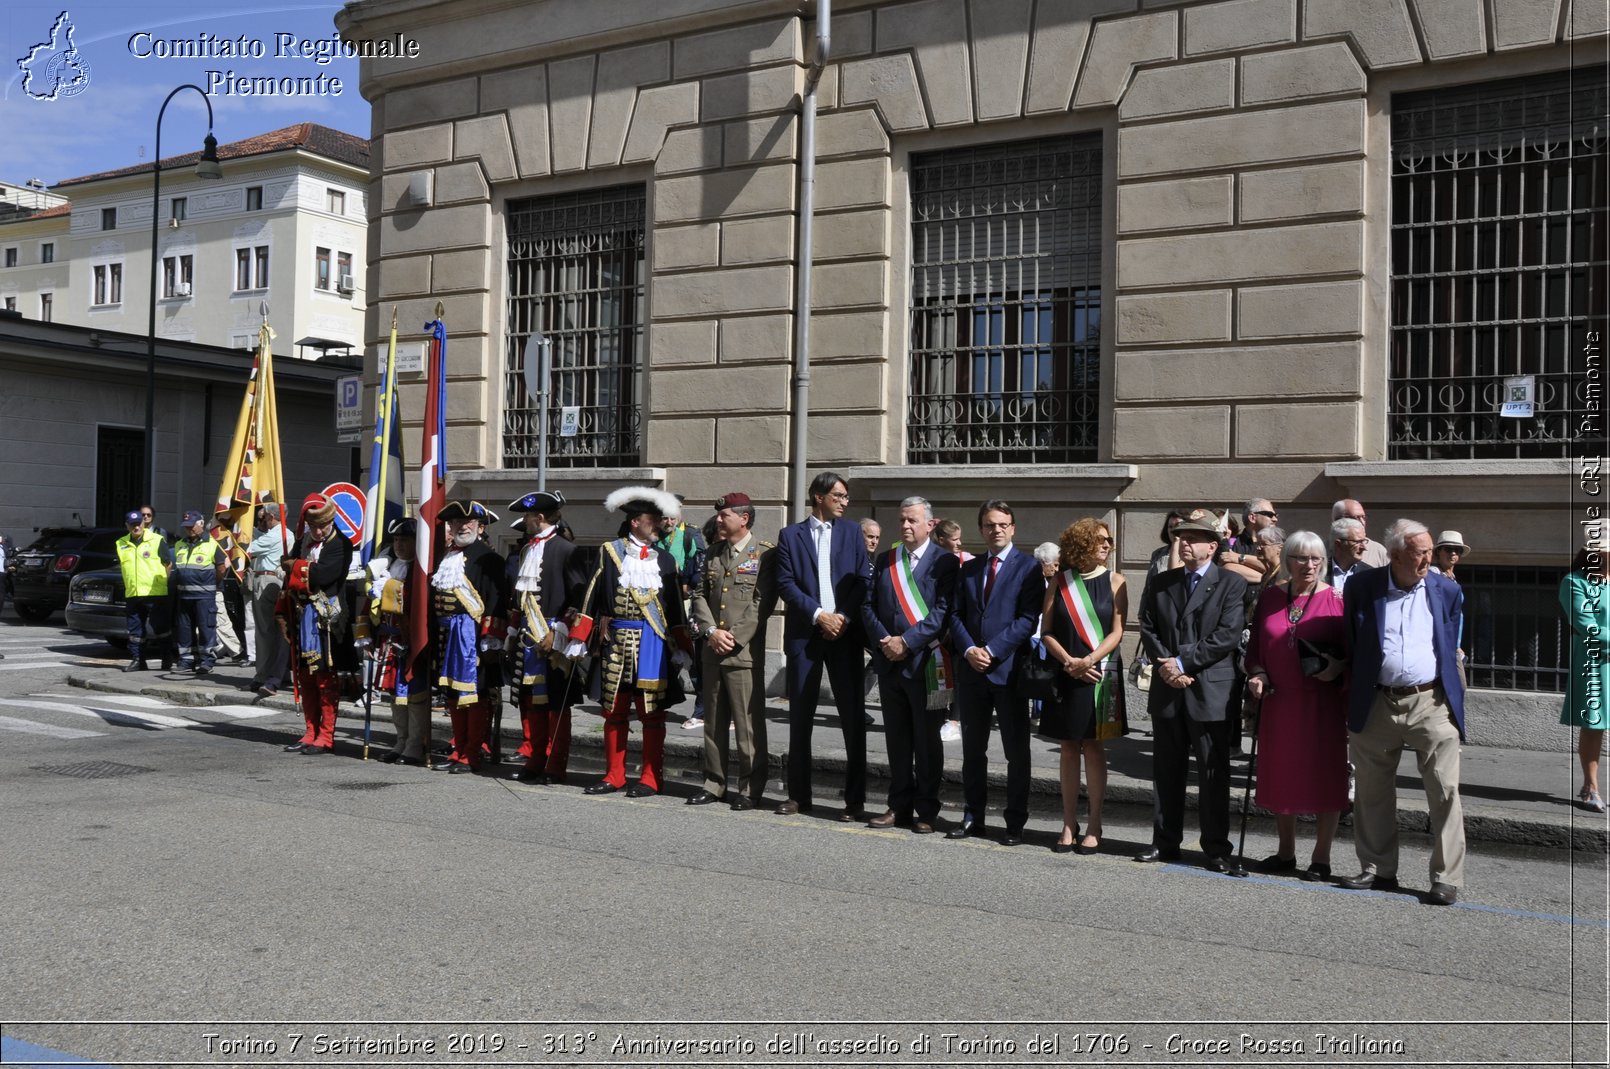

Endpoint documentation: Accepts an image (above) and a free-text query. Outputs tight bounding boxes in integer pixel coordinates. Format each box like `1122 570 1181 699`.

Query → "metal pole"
789 0 831 523
537 336 550 492
144 84 215 507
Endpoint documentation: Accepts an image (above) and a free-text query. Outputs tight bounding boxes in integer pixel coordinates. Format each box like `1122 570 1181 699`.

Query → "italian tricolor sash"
888 547 954 709
1060 569 1117 732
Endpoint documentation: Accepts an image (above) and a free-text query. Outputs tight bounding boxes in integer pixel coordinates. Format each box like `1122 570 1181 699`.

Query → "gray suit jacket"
1138 563 1247 722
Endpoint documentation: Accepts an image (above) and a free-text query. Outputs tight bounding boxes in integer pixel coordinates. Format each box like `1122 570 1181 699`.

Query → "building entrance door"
96 427 145 527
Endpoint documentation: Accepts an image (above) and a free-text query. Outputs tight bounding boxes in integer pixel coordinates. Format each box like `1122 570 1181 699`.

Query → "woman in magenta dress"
1243 530 1348 879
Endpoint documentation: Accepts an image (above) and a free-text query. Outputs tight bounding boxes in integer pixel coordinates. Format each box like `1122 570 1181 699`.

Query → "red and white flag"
408 317 448 682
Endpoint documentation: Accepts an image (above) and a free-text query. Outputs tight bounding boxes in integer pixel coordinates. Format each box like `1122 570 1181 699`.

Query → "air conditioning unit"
167 218 180 229
337 274 354 293
175 282 192 297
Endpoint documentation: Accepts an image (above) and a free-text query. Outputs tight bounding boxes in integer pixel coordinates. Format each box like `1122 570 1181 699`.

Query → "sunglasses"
1254 510 1278 519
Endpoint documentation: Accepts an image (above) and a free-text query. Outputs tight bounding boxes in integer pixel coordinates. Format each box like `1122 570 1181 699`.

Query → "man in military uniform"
574 486 690 797
685 492 776 810
361 518 431 765
504 490 585 784
114 509 173 671
430 500 506 774
279 494 352 755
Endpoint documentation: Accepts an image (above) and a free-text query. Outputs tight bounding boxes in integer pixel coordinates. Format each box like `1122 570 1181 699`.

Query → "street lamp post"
143 84 223 506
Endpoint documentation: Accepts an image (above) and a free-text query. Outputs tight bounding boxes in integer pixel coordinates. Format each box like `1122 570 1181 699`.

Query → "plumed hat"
603 485 680 520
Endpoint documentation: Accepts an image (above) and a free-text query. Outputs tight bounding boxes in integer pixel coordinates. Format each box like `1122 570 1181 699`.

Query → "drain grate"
331 782 396 791
33 761 156 780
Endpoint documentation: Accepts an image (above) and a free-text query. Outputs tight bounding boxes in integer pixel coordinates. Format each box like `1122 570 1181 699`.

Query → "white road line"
0 661 74 672
30 692 173 709
0 715 105 739
0 698 196 729
204 704 286 720
0 650 79 660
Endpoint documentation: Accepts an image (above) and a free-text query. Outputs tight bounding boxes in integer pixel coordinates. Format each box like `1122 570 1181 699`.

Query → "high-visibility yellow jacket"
116 532 172 597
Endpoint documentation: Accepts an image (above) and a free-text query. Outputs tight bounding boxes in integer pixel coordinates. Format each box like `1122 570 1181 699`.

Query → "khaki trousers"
1349 687 1466 888
701 651 768 801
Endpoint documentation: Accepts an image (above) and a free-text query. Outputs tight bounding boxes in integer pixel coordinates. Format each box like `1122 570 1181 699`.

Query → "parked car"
10 527 123 621
66 568 129 647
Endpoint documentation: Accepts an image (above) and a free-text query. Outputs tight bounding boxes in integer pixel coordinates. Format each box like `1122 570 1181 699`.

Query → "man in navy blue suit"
1338 519 1467 906
946 500 1043 845
773 471 870 819
862 496 960 834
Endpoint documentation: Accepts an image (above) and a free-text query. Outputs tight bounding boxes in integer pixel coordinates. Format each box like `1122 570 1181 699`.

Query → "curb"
65 672 1607 853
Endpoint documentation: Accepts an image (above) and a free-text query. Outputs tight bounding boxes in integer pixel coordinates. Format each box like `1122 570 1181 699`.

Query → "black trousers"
1151 711 1232 857
879 668 943 821
220 576 247 656
956 672 1031 831
784 638 867 811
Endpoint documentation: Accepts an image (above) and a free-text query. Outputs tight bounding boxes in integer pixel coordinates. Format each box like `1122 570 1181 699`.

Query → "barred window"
504 185 645 469
1390 68 1608 459
908 135 1103 464
1457 564 1570 693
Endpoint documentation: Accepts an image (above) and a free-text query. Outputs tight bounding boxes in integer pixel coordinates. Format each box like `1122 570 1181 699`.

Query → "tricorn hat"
508 490 566 526
388 518 417 538
439 500 496 524
603 485 680 520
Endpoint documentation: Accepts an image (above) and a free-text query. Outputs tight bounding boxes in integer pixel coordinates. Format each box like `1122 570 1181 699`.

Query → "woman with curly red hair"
1039 517 1129 853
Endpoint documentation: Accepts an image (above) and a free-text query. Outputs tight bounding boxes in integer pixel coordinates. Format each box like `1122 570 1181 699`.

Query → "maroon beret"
715 492 752 510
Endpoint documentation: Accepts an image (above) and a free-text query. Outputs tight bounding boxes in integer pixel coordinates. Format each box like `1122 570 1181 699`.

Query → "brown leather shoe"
868 809 908 828
773 799 801 816
839 809 863 823
912 820 935 834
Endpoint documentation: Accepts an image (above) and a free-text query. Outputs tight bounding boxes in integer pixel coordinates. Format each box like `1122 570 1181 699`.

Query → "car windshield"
23 531 93 554
84 533 121 555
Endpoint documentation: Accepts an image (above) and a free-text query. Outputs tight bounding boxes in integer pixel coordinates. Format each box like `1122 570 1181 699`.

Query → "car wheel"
15 603 55 622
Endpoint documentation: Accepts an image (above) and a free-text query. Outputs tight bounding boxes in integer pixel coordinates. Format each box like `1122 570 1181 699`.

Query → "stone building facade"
336 0 1607 738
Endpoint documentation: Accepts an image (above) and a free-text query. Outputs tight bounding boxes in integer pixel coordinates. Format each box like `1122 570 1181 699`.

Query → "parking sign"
336 375 363 444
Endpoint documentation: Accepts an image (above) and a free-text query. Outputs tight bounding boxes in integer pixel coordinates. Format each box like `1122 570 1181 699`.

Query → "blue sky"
3 2 372 187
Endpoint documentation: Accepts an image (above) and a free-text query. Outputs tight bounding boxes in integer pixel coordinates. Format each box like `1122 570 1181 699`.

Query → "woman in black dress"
1039 518 1128 854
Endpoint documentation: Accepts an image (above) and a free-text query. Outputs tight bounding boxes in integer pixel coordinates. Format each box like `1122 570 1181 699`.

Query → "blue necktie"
1187 571 1201 598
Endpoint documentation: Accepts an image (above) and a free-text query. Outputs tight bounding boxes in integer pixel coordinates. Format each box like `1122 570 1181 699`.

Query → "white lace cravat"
815 521 836 614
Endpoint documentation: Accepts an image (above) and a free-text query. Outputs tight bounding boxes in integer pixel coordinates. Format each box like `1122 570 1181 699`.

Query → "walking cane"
1229 688 1262 878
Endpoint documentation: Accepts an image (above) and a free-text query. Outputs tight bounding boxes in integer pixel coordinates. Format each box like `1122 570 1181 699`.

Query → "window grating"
504 185 645 469
908 135 1103 464
1457 564 1569 693
1389 67 1609 459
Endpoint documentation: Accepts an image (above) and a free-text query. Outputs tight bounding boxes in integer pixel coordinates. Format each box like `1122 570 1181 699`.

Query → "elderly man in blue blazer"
945 499 1044 845
773 471 871 820
861 495 960 834
1339 519 1467 906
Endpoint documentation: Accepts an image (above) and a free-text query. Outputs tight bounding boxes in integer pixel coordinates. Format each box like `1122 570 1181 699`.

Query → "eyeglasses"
1289 555 1325 564
828 491 851 502
1340 539 1368 548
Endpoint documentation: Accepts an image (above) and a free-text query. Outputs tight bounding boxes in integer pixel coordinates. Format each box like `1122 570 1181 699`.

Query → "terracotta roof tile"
0 202 72 225
54 122 369 188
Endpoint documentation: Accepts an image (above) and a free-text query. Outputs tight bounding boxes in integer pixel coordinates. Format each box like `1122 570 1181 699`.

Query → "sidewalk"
66 659 1607 854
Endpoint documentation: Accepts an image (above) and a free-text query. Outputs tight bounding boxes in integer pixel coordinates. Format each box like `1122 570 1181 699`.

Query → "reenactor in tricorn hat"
573 486 691 797
429 500 506 773
503 489 585 784
278 493 352 755
359 518 431 765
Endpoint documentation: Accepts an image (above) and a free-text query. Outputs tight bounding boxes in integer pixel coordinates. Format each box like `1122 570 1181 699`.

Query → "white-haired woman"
1243 530 1348 878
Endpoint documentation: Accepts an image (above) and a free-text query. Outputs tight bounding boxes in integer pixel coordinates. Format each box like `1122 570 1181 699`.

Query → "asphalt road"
1 618 1606 1068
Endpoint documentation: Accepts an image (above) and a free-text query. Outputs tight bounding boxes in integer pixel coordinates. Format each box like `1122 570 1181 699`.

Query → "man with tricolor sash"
574 486 691 797
861 495 960 834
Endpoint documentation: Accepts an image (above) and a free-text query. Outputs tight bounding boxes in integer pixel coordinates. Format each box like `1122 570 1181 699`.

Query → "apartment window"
245 186 263 211
337 252 352 291
504 184 645 469
40 242 54 263
235 246 269 290
101 207 116 230
315 247 331 290
3 247 16 268
170 197 187 223
3 297 14 311
92 263 122 305
1390 68 1609 459
40 292 52 322
162 254 193 298
327 188 345 215
908 134 1103 464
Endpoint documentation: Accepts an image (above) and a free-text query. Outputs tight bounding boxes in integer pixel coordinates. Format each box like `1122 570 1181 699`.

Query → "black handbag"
1015 640 1065 702
1297 638 1346 682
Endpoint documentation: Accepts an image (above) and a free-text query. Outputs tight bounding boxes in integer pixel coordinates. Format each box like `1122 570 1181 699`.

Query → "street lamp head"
194 133 222 180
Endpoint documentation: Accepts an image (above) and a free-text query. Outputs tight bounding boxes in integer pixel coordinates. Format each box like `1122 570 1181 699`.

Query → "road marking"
205 704 286 720
31 692 173 708
0 661 75 672
0 698 196 729
0 715 105 739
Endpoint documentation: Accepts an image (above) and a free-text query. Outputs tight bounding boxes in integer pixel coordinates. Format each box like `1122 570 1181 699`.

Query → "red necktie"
984 554 1000 604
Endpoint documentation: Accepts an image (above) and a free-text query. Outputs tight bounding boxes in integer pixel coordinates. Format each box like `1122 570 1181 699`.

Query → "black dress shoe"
446 762 477 774
1254 853 1298 874
509 768 548 784
625 783 657 798
730 796 755 811
1074 838 1099 855
685 790 721 806
121 660 147 673
1425 882 1459 906
1052 841 1075 854
1001 831 1024 847
283 742 310 753
302 745 333 756
1134 846 1181 863
377 751 402 764
194 665 213 677
946 821 984 840
1336 870 1398 891
1299 861 1332 881
1203 854 1234 874
584 780 620 795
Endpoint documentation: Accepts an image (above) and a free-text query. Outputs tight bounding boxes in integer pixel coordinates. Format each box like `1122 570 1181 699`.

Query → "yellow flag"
212 322 285 572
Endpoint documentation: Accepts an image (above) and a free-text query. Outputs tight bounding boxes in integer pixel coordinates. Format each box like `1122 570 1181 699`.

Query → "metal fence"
503 185 645 469
908 134 1103 465
1389 67 1608 459
1457 564 1569 693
